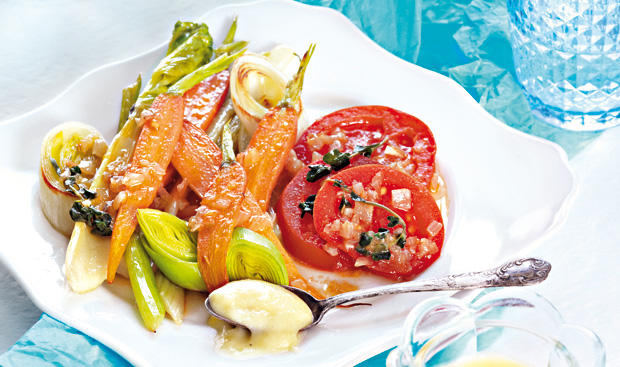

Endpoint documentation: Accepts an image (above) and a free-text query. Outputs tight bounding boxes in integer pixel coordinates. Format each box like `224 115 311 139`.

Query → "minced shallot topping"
391 188 412 211
427 220 443 237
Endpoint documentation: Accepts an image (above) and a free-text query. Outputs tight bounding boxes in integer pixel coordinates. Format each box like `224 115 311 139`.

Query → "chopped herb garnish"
372 251 391 261
50 158 97 201
359 232 373 247
298 194 316 218
339 196 352 211
306 164 331 182
305 138 388 183
322 149 350 171
323 137 388 172
353 139 386 158
327 178 409 260
69 201 113 236
387 215 399 227
69 166 82 175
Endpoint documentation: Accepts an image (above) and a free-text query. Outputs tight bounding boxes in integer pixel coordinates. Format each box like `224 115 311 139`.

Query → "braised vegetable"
39 121 107 236
108 93 184 282
155 272 185 324
137 209 204 291
125 234 165 332
194 124 247 291
227 227 289 285
238 44 315 211
137 209 196 261
66 22 216 292
172 121 222 196
230 45 300 134
117 75 141 131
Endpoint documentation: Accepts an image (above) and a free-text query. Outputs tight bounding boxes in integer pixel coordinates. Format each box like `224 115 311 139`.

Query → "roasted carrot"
182 70 230 130
171 121 222 196
107 93 184 282
238 45 315 211
195 161 246 291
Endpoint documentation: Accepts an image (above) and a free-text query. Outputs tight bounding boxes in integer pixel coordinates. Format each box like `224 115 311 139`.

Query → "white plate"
0 1 575 366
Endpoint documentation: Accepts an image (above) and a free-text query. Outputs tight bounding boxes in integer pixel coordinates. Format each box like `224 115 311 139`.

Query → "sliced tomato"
313 164 444 280
276 163 357 271
294 106 437 185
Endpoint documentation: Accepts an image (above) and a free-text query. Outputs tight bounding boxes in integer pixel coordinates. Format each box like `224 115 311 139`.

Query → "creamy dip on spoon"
208 279 313 355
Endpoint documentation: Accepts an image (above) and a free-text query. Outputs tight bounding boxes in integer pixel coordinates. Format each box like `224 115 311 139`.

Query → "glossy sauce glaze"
208 279 313 355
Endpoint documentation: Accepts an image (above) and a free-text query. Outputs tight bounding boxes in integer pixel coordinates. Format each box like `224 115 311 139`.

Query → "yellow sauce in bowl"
208 279 313 355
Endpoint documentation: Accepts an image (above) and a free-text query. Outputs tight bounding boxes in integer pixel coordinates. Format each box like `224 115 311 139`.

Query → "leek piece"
226 227 289 285
142 238 206 291
117 75 141 131
167 21 211 55
125 234 165 332
137 209 206 291
155 272 185 324
137 209 197 262
167 48 246 96
39 121 107 236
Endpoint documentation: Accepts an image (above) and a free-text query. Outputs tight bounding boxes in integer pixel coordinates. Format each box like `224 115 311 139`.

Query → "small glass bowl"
386 288 605 367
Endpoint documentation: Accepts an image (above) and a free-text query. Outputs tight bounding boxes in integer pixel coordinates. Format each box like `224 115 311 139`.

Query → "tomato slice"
313 164 444 280
276 163 357 271
294 106 437 186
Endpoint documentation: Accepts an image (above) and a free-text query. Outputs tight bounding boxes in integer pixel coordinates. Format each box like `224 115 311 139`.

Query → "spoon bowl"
206 257 551 331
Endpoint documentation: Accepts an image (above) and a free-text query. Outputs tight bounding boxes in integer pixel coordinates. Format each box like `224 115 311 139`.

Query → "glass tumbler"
508 0 620 131
386 288 605 367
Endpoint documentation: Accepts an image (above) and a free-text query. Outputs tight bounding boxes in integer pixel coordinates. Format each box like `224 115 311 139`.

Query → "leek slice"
226 227 289 285
138 209 206 291
39 121 107 236
155 272 185 324
137 209 197 262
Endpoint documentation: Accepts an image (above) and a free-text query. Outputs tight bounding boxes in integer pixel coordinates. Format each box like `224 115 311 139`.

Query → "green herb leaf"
359 232 373 247
352 138 388 158
339 196 352 211
69 201 113 236
396 235 406 248
372 251 391 261
306 164 331 182
322 149 350 171
69 166 81 175
299 194 316 218
387 216 399 227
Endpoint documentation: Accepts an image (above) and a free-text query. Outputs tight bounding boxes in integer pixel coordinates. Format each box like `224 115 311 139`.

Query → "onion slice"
229 46 300 135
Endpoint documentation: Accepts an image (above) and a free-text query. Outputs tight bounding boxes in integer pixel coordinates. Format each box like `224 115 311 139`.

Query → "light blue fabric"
1 1 600 366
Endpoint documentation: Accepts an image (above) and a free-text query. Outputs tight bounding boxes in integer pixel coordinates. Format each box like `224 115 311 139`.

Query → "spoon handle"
322 258 551 309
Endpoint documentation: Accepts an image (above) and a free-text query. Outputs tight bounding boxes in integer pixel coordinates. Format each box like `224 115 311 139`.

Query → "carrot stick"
195 162 246 291
171 121 222 196
182 70 230 131
238 45 315 211
107 94 184 282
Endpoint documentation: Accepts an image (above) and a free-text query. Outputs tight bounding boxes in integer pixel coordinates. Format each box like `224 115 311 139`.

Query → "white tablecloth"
1 1 618 365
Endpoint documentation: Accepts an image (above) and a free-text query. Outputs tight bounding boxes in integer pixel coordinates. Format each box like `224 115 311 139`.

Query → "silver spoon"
205 257 551 331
